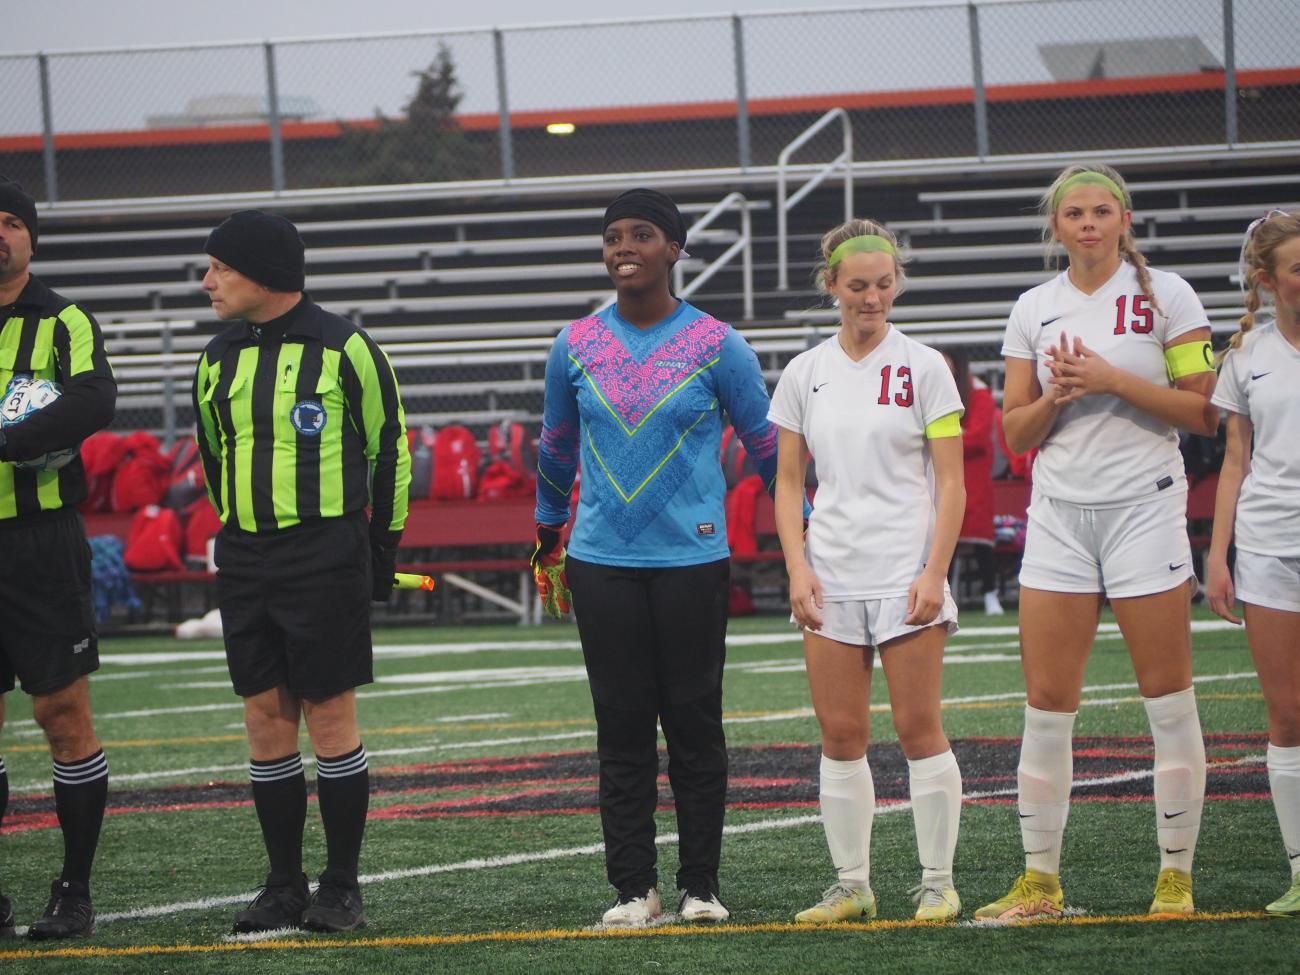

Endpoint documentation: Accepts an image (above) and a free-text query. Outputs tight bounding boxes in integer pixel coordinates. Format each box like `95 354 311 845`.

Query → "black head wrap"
0 180 38 253
602 188 689 257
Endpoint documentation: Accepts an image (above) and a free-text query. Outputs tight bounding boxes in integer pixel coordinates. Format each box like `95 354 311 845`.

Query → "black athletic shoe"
301 878 367 932
231 873 310 933
27 880 95 940
0 892 15 938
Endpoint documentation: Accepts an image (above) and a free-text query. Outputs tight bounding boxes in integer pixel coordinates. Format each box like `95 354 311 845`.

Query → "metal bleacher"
34 162 1300 443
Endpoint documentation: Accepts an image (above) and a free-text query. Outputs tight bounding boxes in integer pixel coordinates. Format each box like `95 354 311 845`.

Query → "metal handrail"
677 192 754 320
776 108 853 290
601 192 755 320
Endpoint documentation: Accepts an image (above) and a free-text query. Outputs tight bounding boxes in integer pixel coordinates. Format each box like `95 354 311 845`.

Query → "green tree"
341 44 483 184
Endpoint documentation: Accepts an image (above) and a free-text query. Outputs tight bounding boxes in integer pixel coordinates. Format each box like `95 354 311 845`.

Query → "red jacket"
960 383 996 544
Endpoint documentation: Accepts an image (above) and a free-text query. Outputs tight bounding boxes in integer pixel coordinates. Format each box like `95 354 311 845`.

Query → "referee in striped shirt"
193 210 411 934
0 180 112 941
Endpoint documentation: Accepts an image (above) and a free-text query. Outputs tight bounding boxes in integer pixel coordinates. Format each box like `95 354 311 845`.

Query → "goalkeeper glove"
531 522 571 618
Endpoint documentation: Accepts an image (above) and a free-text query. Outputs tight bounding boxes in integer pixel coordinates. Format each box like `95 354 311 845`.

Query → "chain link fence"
2 0 1297 202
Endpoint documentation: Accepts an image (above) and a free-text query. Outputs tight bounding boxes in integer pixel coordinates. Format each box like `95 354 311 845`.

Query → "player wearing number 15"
976 164 1218 922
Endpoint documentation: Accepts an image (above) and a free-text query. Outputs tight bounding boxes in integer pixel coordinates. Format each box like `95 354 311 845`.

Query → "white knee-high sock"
1144 687 1206 875
1018 705 1076 876
908 749 962 887
1267 743 1300 878
819 754 874 888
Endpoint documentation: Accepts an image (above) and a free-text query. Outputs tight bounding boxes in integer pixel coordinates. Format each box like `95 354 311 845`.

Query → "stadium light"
545 122 576 135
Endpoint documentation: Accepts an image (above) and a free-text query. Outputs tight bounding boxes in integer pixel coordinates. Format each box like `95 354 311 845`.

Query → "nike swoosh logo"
1164 848 1188 854
1163 810 1187 819
1023 848 1052 856
1290 851 1300 860
1252 372 1271 380
813 382 829 392
1040 315 1062 328
1168 563 1186 571
1018 813 1034 819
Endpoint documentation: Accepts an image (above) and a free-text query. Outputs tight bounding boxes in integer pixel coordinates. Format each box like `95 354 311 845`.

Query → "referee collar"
1 273 53 313
243 292 315 342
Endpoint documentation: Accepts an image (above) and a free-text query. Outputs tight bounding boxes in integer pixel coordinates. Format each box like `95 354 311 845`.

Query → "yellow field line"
0 911 1270 961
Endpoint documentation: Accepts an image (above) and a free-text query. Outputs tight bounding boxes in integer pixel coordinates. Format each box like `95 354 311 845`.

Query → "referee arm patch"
1165 340 1214 381
924 411 962 439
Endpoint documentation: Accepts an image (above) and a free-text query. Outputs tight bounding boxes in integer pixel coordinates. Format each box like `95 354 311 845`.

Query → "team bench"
83 474 1224 625
81 499 542 625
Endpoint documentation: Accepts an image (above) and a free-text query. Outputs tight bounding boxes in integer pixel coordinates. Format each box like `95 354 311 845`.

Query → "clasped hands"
1043 331 1119 404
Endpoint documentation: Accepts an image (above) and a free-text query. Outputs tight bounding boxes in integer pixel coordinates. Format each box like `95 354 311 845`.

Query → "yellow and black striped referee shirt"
0 274 116 521
192 296 411 543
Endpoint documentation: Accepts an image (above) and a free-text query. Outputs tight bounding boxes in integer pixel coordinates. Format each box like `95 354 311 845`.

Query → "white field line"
96 751 1267 927
7 672 1260 794
88 618 1250 670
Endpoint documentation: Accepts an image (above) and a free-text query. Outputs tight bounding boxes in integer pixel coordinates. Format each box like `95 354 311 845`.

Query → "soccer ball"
0 377 80 472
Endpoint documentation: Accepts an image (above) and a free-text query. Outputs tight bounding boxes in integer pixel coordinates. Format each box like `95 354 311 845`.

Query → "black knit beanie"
204 210 305 292
603 188 689 256
0 180 38 253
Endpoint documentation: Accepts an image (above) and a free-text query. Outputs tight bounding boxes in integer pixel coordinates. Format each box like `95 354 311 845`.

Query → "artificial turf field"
0 607 1294 974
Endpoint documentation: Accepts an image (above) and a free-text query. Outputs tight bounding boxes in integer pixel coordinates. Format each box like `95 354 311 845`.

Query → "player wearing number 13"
770 219 967 923
976 164 1218 922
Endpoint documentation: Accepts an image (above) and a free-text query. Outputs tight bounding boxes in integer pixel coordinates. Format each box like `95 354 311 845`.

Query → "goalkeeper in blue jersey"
533 188 784 927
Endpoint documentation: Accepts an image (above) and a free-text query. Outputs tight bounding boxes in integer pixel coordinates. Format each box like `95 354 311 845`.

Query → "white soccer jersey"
1002 263 1209 507
768 327 963 599
1212 323 1300 556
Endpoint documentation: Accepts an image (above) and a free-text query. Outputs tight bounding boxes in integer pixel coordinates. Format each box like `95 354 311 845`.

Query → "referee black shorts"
215 511 373 701
0 510 98 696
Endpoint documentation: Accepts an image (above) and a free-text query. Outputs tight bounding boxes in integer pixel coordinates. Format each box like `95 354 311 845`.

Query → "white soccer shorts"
1234 549 1300 613
802 587 959 649
1019 489 1193 599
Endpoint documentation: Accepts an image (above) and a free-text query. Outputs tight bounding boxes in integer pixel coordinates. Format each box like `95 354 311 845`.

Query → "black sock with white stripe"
53 749 108 889
315 744 369 887
250 753 306 882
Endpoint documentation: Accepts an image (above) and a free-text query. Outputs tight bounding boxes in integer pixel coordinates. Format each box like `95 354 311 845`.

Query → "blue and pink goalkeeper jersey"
535 300 779 568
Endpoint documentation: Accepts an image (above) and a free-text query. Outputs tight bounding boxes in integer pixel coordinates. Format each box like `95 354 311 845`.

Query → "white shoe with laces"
678 889 730 922
983 591 1005 616
911 882 961 921
601 887 662 927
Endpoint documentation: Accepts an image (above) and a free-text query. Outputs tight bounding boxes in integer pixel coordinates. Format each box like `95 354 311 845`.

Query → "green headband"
828 234 896 268
1051 171 1129 211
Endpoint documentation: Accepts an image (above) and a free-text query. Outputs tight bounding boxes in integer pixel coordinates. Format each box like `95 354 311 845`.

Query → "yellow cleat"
1149 868 1194 918
974 870 1064 921
795 882 877 924
912 883 961 921
1265 876 1300 917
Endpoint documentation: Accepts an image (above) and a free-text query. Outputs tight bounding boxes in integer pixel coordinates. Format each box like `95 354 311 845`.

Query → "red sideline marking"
4 68 1296 152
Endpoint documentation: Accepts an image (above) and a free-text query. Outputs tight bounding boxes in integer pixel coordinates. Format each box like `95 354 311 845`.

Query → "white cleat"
601 887 662 927
678 889 730 922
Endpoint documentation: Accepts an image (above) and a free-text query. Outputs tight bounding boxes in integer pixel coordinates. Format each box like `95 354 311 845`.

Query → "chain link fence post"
264 41 285 194
38 52 58 202
494 28 514 182
968 2 989 160
733 14 751 170
1223 0 1238 146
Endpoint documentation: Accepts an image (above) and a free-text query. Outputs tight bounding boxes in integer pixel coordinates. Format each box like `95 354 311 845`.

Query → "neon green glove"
530 523 571 618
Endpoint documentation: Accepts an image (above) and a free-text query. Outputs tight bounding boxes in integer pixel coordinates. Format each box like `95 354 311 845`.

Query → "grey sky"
12 0 868 52
6 0 1290 138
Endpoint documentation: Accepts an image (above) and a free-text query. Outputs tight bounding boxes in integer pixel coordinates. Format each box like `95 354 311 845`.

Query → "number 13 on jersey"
877 365 914 407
